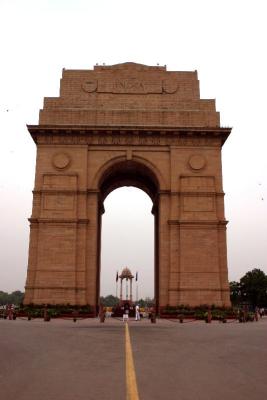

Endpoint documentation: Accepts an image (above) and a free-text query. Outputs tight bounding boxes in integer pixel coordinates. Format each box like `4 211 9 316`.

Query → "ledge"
28 218 90 224
27 124 231 145
167 220 228 226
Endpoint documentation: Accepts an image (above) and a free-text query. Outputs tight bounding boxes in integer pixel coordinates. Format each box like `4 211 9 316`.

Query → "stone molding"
25 286 86 290
28 125 231 146
167 220 228 227
28 217 89 224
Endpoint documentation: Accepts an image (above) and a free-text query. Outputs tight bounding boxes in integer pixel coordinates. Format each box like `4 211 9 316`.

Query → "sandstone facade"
24 62 231 311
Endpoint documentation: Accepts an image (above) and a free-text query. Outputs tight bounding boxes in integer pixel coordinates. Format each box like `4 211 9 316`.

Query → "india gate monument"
24 62 231 312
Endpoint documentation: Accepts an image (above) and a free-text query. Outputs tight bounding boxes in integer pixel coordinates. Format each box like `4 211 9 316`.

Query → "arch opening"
99 160 159 205
97 160 159 312
100 188 154 302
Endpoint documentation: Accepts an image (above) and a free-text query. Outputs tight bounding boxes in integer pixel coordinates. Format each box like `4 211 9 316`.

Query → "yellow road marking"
125 322 140 400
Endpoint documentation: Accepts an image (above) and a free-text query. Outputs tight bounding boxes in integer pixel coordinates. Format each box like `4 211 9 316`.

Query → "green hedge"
19 304 94 318
160 305 235 319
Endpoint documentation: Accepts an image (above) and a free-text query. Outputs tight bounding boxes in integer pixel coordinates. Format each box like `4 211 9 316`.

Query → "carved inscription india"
82 79 178 94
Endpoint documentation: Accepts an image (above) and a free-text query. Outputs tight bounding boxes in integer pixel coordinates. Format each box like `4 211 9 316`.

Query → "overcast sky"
0 0 266 299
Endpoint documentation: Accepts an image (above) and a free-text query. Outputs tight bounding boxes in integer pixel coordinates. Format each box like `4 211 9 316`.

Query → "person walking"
135 304 140 321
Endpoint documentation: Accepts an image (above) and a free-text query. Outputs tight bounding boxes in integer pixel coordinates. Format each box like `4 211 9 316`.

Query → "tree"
0 291 9 305
240 269 267 307
229 281 241 305
137 298 146 308
9 291 24 305
100 295 119 307
136 297 154 308
0 290 24 306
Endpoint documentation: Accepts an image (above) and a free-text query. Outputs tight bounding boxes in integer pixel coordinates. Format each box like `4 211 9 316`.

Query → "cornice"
25 285 86 290
27 124 231 145
28 217 89 224
167 220 228 227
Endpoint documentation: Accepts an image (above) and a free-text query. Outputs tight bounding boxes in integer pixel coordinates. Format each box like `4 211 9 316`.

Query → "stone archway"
24 62 231 311
96 159 160 311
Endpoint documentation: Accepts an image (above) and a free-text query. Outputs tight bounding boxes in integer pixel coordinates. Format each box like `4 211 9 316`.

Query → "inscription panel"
180 176 215 192
183 196 214 212
43 194 75 211
43 174 77 190
82 79 178 94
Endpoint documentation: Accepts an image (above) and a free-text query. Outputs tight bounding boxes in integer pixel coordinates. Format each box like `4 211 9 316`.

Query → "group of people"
122 304 141 322
255 307 265 320
0 304 16 320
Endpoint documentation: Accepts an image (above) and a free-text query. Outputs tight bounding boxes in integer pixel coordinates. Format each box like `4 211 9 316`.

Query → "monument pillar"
120 278 123 302
130 279 133 303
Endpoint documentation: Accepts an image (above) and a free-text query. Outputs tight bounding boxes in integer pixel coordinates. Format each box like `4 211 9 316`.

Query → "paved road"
131 319 267 400
0 317 267 400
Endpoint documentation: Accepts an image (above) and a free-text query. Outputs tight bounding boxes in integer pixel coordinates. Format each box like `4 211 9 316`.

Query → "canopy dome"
119 267 134 280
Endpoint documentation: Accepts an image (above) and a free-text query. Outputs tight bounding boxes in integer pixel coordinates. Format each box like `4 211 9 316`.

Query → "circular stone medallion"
82 79 97 93
189 154 206 170
52 153 70 169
